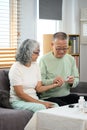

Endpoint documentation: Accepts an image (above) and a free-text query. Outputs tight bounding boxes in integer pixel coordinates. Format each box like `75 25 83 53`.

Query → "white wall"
79 0 87 82
62 0 79 34
21 0 37 43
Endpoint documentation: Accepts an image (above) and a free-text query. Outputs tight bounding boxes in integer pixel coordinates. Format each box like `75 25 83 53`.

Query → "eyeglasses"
33 51 40 55
56 47 69 51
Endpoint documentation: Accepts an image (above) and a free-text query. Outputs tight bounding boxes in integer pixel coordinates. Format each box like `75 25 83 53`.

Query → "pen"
65 76 79 82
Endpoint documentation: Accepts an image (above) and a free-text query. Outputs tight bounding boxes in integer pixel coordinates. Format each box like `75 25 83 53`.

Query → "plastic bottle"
78 96 85 112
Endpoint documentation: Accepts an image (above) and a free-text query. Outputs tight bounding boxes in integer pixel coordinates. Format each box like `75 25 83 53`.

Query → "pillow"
0 90 13 109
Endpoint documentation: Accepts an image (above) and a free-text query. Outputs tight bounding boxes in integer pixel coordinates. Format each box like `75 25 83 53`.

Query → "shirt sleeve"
39 58 54 85
9 64 23 86
71 57 79 88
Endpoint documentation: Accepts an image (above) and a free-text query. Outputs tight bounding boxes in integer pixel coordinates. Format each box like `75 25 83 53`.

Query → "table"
25 104 87 130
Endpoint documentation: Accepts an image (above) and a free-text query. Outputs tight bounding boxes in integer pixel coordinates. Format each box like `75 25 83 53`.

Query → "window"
0 0 21 68
0 0 9 47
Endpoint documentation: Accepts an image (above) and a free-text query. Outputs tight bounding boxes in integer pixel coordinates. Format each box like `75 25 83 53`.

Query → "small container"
78 96 85 112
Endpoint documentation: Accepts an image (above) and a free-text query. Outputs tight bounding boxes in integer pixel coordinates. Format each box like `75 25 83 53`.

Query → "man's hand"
65 76 74 84
53 76 64 87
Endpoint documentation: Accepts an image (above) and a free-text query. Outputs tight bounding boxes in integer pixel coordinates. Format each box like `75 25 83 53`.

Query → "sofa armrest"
0 108 33 130
70 82 87 96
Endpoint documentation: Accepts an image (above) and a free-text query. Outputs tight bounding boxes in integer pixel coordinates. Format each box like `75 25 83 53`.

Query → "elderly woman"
9 39 58 112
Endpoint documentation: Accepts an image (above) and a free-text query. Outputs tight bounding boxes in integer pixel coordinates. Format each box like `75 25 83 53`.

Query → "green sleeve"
39 59 54 85
71 58 79 88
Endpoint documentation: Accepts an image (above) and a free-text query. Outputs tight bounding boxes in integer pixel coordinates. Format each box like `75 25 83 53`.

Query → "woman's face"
32 47 40 61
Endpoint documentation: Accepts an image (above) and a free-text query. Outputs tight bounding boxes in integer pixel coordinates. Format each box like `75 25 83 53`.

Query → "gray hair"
16 39 39 65
53 32 67 41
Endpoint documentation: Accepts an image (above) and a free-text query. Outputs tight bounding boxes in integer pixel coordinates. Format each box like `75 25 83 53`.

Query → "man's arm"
70 58 79 88
39 58 54 85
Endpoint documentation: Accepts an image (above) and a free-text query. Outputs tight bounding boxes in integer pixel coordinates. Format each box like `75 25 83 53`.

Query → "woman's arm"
35 81 59 93
14 85 55 108
14 85 42 102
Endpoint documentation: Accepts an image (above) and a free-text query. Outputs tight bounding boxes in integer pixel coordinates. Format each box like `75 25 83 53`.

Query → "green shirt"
39 52 79 99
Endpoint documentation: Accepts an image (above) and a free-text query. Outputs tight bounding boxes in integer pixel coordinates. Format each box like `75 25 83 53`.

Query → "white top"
9 61 41 102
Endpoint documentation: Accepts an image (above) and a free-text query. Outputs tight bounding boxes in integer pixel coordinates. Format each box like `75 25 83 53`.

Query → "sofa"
70 82 87 100
0 69 34 130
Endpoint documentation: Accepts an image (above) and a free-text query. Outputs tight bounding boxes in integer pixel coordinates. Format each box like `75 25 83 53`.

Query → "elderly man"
39 32 79 106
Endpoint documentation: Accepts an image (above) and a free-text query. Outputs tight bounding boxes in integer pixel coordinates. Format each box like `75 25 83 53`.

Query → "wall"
62 0 79 34
79 0 87 82
21 0 37 43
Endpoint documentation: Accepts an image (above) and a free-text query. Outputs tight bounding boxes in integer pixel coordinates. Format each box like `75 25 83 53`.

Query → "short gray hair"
16 39 39 65
53 32 67 41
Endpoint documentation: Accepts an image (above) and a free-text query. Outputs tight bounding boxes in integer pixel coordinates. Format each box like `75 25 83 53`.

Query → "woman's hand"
41 101 55 109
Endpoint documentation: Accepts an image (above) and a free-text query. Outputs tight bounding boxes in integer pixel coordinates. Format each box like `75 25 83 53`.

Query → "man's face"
52 39 68 58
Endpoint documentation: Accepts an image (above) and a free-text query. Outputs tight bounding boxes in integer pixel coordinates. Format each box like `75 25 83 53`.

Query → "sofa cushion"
0 69 10 91
0 89 12 108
